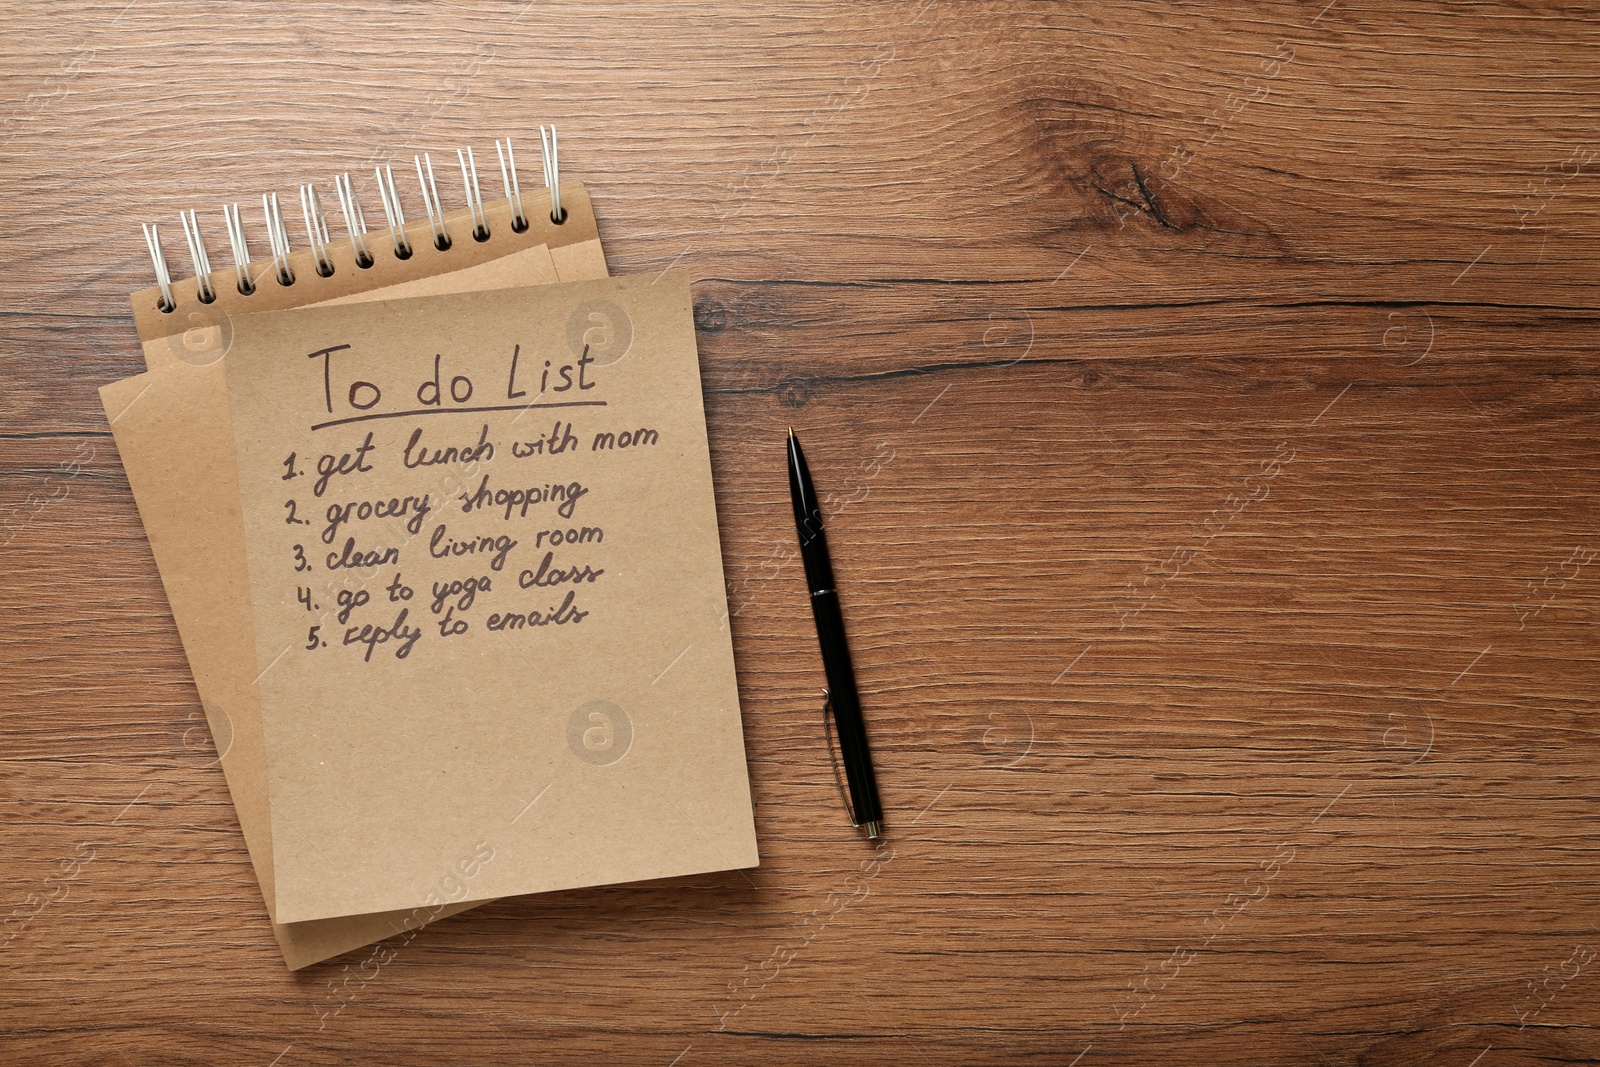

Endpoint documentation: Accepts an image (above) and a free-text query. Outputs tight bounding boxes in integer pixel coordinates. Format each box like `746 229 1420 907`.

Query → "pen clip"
820 688 859 828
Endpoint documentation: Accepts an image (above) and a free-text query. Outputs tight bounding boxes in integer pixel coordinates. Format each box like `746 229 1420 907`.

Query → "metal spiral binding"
457 146 490 241
334 173 374 268
222 202 254 295
300 184 335 277
496 137 527 231
540 124 564 224
178 209 216 304
139 134 554 304
414 152 450 250
262 191 294 286
375 163 412 259
141 223 176 312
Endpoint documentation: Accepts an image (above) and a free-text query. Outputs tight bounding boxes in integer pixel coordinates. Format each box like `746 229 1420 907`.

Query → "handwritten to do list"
288 335 613 659
222 274 757 924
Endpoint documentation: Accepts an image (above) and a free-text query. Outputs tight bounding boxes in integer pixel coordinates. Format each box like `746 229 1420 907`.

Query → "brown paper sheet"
224 273 757 923
103 230 606 968
311 244 557 308
549 238 608 285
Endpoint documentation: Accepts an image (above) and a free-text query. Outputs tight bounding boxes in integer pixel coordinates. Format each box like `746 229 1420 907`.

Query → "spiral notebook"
101 139 758 967
104 143 610 965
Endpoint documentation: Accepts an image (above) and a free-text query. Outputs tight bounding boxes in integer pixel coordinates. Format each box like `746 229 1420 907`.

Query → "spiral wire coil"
139 130 563 313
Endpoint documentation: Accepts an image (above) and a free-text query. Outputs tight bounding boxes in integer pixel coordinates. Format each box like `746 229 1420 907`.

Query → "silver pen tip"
862 820 882 840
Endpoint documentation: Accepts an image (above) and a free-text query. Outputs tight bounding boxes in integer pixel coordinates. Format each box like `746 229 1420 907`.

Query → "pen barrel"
809 588 883 828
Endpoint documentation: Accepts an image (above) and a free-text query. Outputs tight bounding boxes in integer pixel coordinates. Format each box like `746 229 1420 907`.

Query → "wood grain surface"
3 2 1598 1064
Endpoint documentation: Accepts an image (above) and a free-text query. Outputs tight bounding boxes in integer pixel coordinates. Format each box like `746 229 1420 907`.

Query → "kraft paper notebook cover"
102 243 587 968
104 174 610 967
223 272 757 923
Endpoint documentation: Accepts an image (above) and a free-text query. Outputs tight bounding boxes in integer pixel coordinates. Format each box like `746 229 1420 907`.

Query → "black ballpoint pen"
787 428 884 840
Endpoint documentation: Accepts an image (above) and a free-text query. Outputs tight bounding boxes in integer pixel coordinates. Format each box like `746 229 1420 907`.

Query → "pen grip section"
809 589 883 827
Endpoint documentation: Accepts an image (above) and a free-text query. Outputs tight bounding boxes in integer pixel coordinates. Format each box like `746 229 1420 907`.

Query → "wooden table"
3 2 1597 1063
